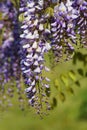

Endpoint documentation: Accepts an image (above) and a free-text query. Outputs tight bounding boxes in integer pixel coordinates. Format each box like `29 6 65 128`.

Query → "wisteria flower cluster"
20 0 51 112
0 0 21 93
0 0 87 113
73 0 87 47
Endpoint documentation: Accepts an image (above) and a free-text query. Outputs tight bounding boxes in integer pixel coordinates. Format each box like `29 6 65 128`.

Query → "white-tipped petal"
32 41 38 49
38 56 43 61
28 7 35 12
26 53 33 59
24 61 30 66
51 22 57 26
51 27 57 32
34 67 41 73
20 34 25 38
27 2 35 8
21 25 28 29
24 29 29 34
33 30 39 39
46 43 51 50
34 61 39 66
44 84 50 88
33 54 38 59
32 88 36 93
28 99 33 104
39 24 44 31
23 44 30 49
45 77 50 82
45 29 51 33
26 33 34 39
23 69 31 73
33 19 38 26
31 95 35 99
45 66 50 72
25 86 32 92
36 47 41 52
31 80 35 86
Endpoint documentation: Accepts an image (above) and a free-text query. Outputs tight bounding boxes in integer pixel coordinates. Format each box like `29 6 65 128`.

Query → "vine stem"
14 0 19 10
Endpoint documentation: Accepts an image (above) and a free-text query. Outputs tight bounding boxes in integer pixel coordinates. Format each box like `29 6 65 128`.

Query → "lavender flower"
50 0 78 61
0 0 21 93
73 0 87 47
20 0 51 111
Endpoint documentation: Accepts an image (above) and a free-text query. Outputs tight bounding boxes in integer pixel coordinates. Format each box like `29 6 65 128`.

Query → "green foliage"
59 92 66 102
51 97 57 109
60 74 68 86
18 13 24 22
78 100 87 120
54 79 60 89
73 51 87 66
45 7 54 17
75 81 80 87
51 48 87 109
77 69 84 76
68 70 76 81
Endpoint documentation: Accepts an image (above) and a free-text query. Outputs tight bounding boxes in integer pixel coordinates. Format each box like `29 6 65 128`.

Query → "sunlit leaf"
18 13 24 22
45 7 54 17
54 79 60 89
68 70 76 81
60 74 68 86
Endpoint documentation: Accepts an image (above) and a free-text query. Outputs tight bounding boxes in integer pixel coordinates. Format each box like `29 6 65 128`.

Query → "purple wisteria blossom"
73 0 87 47
20 0 51 111
50 0 78 61
0 0 21 93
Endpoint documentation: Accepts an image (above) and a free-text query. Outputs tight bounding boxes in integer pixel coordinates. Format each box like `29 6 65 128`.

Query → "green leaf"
75 81 80 87
60 74 68 86
54 79 60 89
52 97 57 107
59 92 65 102
51 97 57 110
18 13 24 22
67 87 74 95
68 70 76 81
78 69 84 76
85 72 87 77
45 7 54 17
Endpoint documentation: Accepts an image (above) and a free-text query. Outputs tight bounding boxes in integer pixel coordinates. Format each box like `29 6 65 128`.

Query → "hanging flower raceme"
0 0 21 93
20 0 51 112
50 0 78 61
73 0 87 47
